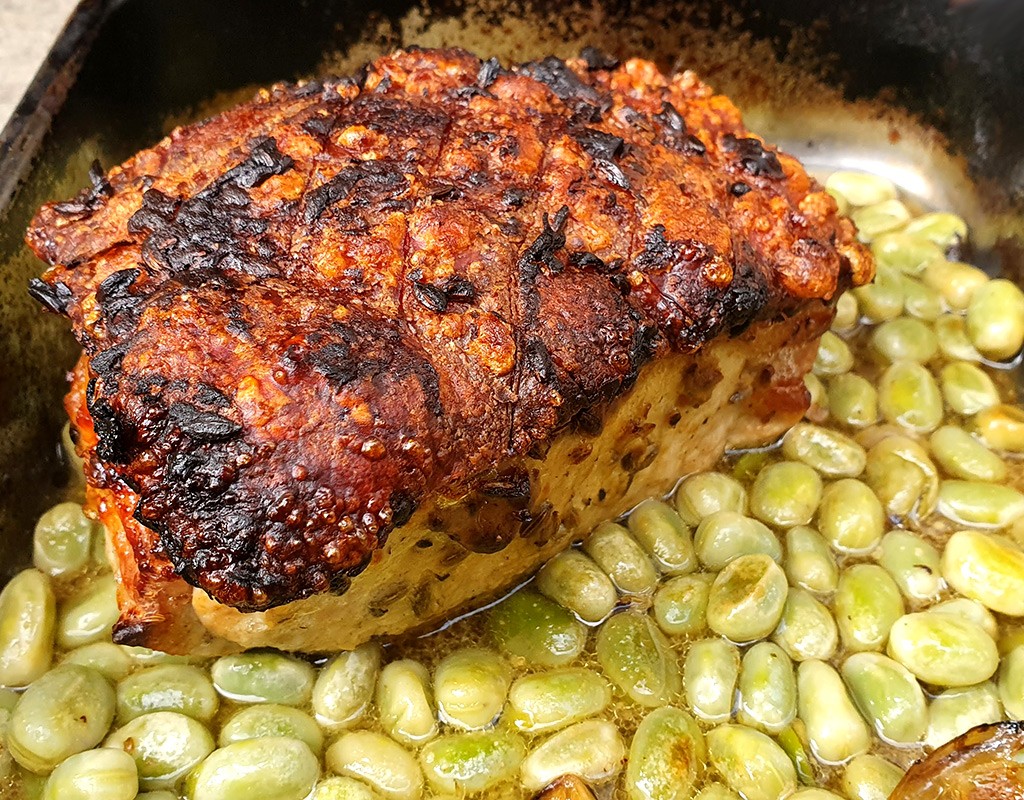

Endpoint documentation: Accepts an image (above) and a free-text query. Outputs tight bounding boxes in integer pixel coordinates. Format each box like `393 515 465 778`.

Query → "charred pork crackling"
27 48 871 653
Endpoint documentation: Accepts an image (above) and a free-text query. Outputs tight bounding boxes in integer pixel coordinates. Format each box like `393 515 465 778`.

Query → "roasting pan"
1 0 1023 589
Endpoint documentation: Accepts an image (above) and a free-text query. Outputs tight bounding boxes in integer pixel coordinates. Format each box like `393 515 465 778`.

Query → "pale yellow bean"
941 530 1024 615
796 660 871 765
925 682 1004 749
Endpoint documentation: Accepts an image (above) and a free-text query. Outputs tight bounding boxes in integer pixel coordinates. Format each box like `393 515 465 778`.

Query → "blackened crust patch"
303 160 409 223
722 133 784 179
138 138 295 285
27 277 72 314
166 402 242 443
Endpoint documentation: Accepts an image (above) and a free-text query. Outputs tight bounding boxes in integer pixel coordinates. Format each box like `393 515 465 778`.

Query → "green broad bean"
33 503 95 578
0 686 18 712
935 314 983 361
707 554 788 644
9 664 114 773
973 404 1024 452
826 374 878 429
313 777 382 800
841 755 905 800
187 737 319 800
922 260 989 310
784 526 838 594
940 361 1000 415
695 784 741 800
42 748 138 800
737 642 796 734
519 719 626 792
211 650 315 706
653 574 713 638
796 660 871 765
508 668 610 733
583 522 659 595
0 569 55 688
434 648 510 730
813 332 854 377
312 643 381 730
966 278 1024 360
57 573 118 650
63 642 132 682
878 360 943 433
876 530 943 602
851 199 910 241
834 564 904 653
887 611 999 686
771 589 838 663
675 472 747 526
106 711 214 791
864 434 939 519
824 171 896 207
419 731 525 794
61 421 86 488
123 647 203 667
218 704 324 755
694 512 781 571
777 726 815 786
900 274 945 321
832 292 859 331
117 664 218 724
782 424 866 478
138 791 185 800
816 479 884 554
18 770 47 800
852 267 904 323
376 659 437 745
706 724 796 800
904 211 968 249
790 792 843 800
595 611 680 707
535 550 617 623
625 707 706 800
488 590 586 668
941 530 1024 615
870 317 938 363
936 480 1024 528
930 597 998 640
925 682 1004 750
683 639 740 724
805 374 828 415
930 426 1006 482
841 652 927 744
326 732 422 800
999 645 1024 720
628 500 697 576
871 232 944 275
750 462 822 528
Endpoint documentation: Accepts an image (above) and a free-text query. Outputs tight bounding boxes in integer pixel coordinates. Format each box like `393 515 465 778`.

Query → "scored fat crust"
28 48 871 639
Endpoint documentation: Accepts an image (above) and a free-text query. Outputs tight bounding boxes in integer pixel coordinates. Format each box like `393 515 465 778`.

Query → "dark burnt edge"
27 276 72 313
303 159 409 224
721 133 784 180
133 139 299 287
580 46 619 71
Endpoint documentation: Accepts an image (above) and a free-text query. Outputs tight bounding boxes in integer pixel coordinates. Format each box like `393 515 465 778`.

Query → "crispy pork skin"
29 48 871 652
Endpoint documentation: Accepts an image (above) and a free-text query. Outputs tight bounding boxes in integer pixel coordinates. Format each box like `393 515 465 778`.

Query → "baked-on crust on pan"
28 48 870 648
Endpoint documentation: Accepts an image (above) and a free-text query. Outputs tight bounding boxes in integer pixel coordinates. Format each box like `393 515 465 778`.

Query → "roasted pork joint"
28 48 871 653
